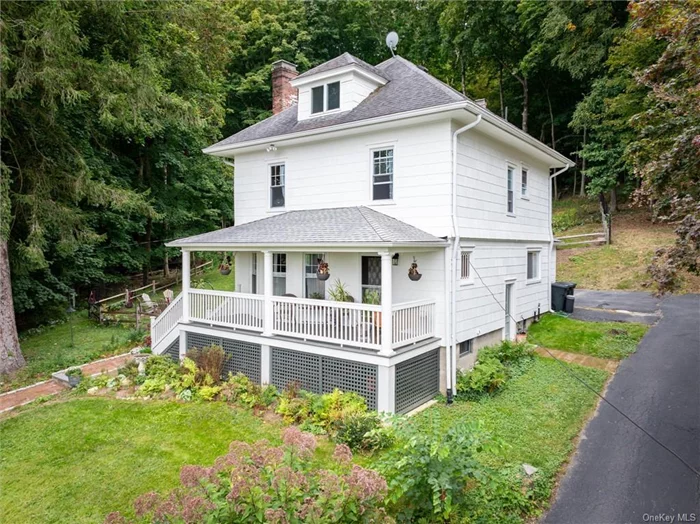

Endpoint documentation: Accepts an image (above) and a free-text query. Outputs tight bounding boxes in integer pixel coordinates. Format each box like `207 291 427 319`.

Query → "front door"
361 256 381 303
504 282 514 339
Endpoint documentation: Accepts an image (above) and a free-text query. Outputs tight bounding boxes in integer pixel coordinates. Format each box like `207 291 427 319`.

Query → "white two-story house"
151 52 572 414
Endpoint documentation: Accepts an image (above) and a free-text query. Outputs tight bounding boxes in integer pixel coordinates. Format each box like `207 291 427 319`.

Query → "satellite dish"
385 31 399 56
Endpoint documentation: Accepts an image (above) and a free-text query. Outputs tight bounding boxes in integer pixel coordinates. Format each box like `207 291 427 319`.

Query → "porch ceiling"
166 206 447 250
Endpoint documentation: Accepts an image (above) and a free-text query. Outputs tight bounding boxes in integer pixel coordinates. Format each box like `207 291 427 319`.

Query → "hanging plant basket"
219 268 231 275
316 259 330 281
408 257 422 281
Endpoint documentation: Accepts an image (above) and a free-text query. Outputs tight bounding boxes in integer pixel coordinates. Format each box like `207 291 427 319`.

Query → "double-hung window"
527 250 540 281
372 148 393 201
251 253 257 294
506 165 515 214
521 167 528 197
272 253 287 295
270 163 285 208
311 81 340 114
304 254 325 298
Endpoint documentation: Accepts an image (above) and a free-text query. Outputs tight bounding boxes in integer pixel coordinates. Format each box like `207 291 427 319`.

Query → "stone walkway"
0 353 133 414
535 346 619 373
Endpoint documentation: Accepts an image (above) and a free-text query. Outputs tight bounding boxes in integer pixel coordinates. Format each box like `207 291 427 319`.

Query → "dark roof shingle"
295 52 387 81
207 56 466 149
168 207 446 246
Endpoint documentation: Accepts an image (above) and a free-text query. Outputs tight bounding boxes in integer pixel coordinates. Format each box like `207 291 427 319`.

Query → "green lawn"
3 268 236 393
0 397 334 524
527 313 648 360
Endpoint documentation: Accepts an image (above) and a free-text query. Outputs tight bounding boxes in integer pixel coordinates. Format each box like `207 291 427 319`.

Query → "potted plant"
363 289 382 328
408 257 422 281
327 279 354 303
65 367 83 388
309 292 325 300
316 259 330 281
219 256 232 275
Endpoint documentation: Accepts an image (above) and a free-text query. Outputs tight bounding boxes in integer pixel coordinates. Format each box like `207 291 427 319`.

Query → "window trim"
459 248 474 286
269 162 286 209
458 339 474 357
370 146 394 202
520 164 529 199
526 248 541 283
506 162 516 216
310 81 341 115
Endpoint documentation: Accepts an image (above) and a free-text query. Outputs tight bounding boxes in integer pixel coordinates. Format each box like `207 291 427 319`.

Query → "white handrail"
189 290 264 331
392 300 435 349
272 295 382 311
151 293 184 347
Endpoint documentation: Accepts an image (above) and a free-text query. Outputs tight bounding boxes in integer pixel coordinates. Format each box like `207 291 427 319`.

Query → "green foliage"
379 413 495 521
527 313 648 360
457 358 508 398
334 412 397 453
219 373 278 409
327 279 355 302
479 340 535 364
186 344 226 384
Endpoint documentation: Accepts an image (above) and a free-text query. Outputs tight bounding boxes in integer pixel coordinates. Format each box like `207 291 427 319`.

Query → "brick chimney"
271 60 298 115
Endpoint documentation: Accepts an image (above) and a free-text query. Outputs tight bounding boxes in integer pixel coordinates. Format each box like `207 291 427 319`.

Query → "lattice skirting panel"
163 339 180 362
186 332 261 383
270 347 378 410
395 349 440 414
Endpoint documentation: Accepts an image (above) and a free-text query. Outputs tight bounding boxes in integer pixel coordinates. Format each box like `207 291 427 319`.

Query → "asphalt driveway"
570 289 662 325
543 291 700 524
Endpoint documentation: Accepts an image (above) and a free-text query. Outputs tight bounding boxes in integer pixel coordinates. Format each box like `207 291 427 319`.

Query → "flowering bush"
108 428 391 523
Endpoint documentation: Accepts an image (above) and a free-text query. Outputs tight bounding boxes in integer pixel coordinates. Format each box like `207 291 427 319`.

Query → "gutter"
446 115 482 402
547 165 572 312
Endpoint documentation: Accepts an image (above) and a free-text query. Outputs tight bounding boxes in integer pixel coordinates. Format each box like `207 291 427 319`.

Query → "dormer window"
311 82 340 114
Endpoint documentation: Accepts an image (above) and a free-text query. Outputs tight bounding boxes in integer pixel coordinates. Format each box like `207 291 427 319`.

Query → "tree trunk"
580 126 587 196
521 77 529 133
0 239 26 374
599 192 612 244
499 66 505 118
143 217 152 286
553 176 559 201
546 87 556 150
610 188 618 213
573 167 577 197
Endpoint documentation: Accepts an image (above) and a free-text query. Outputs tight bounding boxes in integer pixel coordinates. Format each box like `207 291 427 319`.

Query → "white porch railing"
151 292 183 348
392 299 436 349
271 295 383 350
189 289 264 331
151 289 435 352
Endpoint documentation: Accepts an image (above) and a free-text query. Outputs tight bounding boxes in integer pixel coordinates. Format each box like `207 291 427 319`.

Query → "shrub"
144 355 179 381
109 429 390 524
479 340 534 364
311 388 367 429
186 345 226 384
379 414 495 522
457 357 507 397
334 412 395 452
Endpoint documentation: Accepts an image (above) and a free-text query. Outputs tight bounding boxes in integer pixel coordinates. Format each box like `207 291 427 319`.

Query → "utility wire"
467 260 700 479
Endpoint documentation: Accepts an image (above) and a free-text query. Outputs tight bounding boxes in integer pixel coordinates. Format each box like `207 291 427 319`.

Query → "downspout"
547 165 572 311
446 114 482 403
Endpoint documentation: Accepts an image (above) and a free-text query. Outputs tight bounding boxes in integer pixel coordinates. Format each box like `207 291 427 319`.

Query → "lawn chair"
140 293 161 315
163 289 174 305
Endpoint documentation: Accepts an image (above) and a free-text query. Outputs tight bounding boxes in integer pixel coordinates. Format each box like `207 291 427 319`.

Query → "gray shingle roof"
207 56 466 150
295 52 387 81
168 207 446 247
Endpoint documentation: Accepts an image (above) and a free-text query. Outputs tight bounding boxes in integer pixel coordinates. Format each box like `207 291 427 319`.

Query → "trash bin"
551 281 577 312
564 294 575 314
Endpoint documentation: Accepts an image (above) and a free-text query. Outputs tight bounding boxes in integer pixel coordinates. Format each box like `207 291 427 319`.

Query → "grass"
0 397 334 524
3 267 236 393
554 201 700 293
408 357 609 513
527 313 648 360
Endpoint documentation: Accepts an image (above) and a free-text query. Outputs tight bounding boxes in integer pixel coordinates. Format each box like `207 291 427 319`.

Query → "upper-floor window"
273 253 287 295
507 165 515 214
270 163 285 208
372 148 393 200
527 250 540 281
311 81 340 114
521 167 528 197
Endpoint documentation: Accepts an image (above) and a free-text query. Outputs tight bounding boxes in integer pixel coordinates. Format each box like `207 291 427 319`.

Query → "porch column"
181 250 191 322
263 251 273 336
380 251 393 356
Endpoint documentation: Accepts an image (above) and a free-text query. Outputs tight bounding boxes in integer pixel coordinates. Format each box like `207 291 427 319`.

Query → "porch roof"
167 207 447 249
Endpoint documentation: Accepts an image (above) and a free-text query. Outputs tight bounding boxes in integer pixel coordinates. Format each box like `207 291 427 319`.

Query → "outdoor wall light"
392 253 399 266
266 144 277 152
